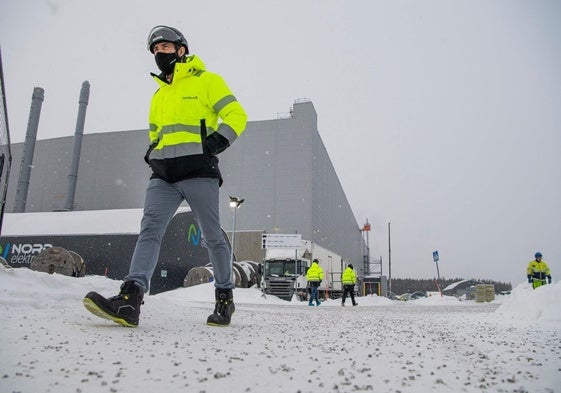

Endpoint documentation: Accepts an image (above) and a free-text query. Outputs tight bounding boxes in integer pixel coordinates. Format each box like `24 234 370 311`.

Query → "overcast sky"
1 0 560 286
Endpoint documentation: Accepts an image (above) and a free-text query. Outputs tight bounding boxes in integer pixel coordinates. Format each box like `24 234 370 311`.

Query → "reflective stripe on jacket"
147 55 247 183
306 262 324 282
342 267 356 285
527 260 551 280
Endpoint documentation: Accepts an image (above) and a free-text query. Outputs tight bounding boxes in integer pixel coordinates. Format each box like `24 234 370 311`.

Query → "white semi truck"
261 237 344 301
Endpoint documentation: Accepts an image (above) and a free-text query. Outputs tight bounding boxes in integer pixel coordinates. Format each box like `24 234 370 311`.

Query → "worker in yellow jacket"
84 25 247 327
306 259 324 306
527 252 552 289
341 264 358 306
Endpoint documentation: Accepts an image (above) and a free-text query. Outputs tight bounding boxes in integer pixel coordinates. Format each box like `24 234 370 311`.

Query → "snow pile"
409 294 463 305
496 280 561 323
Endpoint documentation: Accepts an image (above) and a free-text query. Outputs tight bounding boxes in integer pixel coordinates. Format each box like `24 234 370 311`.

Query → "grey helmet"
147 25 189 54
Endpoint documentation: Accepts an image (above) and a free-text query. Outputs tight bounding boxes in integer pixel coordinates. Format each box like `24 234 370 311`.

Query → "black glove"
548 276 552 284
527 276 532 284
204 132 230 156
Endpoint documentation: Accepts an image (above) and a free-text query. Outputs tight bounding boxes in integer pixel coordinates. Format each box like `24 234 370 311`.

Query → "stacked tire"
29 246 86 277
183 260 263 289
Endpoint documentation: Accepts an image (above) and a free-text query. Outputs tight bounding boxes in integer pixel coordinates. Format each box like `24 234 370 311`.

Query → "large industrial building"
4 100 365 274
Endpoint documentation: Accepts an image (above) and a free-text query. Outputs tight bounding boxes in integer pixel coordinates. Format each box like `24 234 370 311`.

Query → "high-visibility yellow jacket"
306 262 324 283
146 55 247 183
342 266 356 285
527 260 551 281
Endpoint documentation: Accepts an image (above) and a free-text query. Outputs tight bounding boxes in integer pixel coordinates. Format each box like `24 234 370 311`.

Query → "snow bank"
496 280 561 323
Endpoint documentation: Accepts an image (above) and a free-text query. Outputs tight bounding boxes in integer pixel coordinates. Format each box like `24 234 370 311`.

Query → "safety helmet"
535 252 543 258
147 25 189 54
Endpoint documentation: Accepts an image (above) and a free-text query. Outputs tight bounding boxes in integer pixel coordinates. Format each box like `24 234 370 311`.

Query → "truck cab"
262 257 310 301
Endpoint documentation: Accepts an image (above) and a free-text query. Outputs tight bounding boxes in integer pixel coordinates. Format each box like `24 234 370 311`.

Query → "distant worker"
341 263 358 306
306 258 324 306
527 252 552 289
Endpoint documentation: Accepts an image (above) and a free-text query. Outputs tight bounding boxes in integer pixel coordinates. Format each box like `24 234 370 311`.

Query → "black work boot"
83 281 144 327
207 288 235 326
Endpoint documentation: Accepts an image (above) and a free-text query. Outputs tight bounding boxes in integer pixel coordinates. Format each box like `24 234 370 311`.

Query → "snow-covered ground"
1 267 559 393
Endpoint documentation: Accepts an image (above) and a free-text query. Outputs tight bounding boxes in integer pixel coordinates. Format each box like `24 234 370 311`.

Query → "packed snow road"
0 269 559 393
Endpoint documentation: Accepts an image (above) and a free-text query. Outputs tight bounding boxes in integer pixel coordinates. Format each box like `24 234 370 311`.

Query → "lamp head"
229 196 245 208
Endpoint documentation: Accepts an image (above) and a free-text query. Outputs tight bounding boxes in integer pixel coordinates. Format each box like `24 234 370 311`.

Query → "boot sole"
206 321 230 327
83 297 138 328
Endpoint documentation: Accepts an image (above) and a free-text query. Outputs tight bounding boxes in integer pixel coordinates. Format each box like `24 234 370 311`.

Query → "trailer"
0 207 229 294
261 235 344 301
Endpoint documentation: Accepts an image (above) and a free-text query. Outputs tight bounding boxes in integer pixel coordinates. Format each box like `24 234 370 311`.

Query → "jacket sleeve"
207 73 247 146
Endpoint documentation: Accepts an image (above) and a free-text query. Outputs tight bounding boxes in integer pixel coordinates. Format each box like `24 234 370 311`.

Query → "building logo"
188 224 201 246
1 242 52 265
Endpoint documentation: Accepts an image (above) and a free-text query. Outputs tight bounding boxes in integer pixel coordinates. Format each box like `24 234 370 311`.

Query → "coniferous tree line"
388 277 512 295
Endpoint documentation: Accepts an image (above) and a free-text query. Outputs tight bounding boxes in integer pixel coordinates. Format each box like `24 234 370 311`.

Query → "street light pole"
388 222 391 296
228 196 245 267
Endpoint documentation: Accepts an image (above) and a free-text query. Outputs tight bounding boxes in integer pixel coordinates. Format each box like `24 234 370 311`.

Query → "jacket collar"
151 55 207 86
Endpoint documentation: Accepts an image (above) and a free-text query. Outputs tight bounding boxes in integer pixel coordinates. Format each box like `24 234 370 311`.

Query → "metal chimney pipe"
13 87 44 213
65 81 90 211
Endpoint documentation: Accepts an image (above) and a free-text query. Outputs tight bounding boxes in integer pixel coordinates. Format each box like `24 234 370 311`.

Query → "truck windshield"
264 260 297 277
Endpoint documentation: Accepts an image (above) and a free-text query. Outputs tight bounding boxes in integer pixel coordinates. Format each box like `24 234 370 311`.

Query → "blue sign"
432 250 439 262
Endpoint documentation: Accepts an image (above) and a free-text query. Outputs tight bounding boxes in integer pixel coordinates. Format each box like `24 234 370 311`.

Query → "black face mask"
155 51 181 75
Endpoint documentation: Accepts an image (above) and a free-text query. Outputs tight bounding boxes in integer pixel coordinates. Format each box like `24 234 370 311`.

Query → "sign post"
433 250 443 296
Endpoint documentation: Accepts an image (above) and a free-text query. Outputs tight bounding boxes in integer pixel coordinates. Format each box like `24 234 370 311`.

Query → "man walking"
341 264 357 306
83 25 247 327
306 259 324 306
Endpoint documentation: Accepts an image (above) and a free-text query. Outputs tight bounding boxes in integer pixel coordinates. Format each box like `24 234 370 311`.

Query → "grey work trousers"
125 177 233 293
